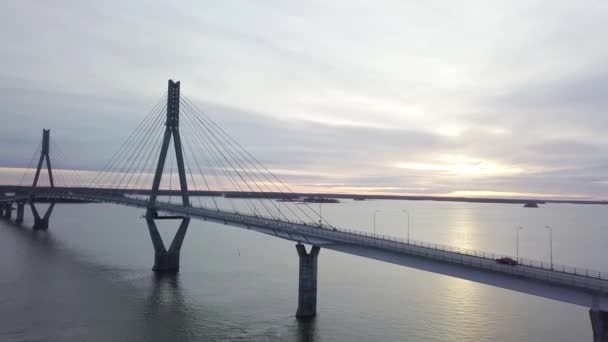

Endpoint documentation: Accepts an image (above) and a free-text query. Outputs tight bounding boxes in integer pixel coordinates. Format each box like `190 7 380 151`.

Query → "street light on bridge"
373 209 410 241
516 226 523 261
319 202 322 227
402 209 410 243
546 225 553 270
373 209 381 235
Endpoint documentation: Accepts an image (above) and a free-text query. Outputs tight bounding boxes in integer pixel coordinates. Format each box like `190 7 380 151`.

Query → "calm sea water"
1 199 606 341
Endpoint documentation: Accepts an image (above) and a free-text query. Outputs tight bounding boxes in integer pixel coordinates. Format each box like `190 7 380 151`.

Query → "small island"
302 196 340 203
277 196 340 203
523 202 539 208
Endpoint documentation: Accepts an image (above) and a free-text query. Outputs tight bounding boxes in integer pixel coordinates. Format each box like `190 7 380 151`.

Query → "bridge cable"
181 105 274 218
168 137 174 203
50 145 75 187
54 141 89 188
180 131 210 210
112 103 166 190
117 105 166 192
90 104 162 191
18 142 41 186
135 119 167 202
181 101 286 220
181 98 309 221
47 145 72 187
90 99 162 189
180 115 238 212
94 100 165 195
180 118 230 211
182 97 321 224
180 108 254 213
90 93 167 190
182 97 332 226
180 113 247 213
182 101 290 221
50 141 81 187
127 109 168 202
181 99 314 224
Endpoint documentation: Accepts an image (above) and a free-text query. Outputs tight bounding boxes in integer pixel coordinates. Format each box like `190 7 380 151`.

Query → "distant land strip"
1 185 606 206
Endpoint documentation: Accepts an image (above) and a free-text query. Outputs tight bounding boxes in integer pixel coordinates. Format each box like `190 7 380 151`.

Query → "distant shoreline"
1 185 606 206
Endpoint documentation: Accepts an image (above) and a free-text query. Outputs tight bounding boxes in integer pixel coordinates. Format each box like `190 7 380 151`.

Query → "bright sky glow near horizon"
1 1 608 199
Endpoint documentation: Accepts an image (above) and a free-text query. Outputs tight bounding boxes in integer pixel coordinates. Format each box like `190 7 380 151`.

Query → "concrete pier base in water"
2 203 11 219
145 213 190 273
15 202 24 223
30 202 55 230
33 217 49 230
296 244 320 319
153 251 181 272
590 309 608 342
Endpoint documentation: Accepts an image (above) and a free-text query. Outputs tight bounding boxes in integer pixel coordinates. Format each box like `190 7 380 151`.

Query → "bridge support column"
590 309 608 342
3 203 12 219
30 202 55 230
15 202 24 223
296 244 320 319
145 212 190 273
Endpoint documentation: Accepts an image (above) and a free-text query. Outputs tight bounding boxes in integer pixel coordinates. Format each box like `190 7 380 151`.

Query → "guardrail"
11 190 608 290
330 226 608 281
306 225 608 292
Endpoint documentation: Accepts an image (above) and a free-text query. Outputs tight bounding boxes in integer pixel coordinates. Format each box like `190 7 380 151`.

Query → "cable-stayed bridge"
1 80 608 340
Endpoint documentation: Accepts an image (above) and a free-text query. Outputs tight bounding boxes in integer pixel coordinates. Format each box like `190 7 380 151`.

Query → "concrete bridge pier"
296 244 320 319
145 211 190 273
590 309 608 342
15 202 24 223
2 202 12 219
30 202 55 230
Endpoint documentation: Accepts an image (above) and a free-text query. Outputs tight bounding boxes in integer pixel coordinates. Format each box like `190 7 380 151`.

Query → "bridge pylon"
30 129 55 230
145 80 191 273
296 244 321 319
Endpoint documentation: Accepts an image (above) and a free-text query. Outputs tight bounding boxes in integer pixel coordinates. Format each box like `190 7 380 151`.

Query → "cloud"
1 1 608 199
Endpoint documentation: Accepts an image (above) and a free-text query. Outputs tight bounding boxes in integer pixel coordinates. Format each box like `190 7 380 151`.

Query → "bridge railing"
372 234 603 290
327 225 608 281
274 222 608 291
174 199 608 284
19 190 608 287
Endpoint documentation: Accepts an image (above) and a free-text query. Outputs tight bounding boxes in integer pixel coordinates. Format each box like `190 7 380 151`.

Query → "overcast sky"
1 0 608 199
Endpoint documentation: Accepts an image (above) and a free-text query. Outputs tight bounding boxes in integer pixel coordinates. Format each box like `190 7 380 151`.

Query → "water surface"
0 199 605 341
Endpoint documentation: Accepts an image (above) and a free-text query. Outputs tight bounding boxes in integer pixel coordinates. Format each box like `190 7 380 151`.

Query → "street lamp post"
402 209 410 243
546 225 553 270
319 202 322 227
516 226 523 261
373 209 381 235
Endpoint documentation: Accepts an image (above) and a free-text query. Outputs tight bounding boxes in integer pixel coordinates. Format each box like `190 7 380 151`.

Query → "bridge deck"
3 189 608 310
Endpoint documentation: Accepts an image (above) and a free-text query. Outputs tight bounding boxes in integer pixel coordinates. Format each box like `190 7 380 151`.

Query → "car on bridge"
496 257 518 266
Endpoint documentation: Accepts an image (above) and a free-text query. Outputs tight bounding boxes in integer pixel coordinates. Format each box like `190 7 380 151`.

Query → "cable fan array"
18 139 84 188
86 91 332 226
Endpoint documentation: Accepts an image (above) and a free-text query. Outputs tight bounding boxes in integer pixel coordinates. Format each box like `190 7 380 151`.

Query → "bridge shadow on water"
1 217 324 342
294 319 318 342
139 273 194 341
140 272 322 342
0 218 198 341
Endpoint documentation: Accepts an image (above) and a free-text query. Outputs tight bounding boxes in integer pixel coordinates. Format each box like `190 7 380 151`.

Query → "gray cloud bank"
1 0 608 199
